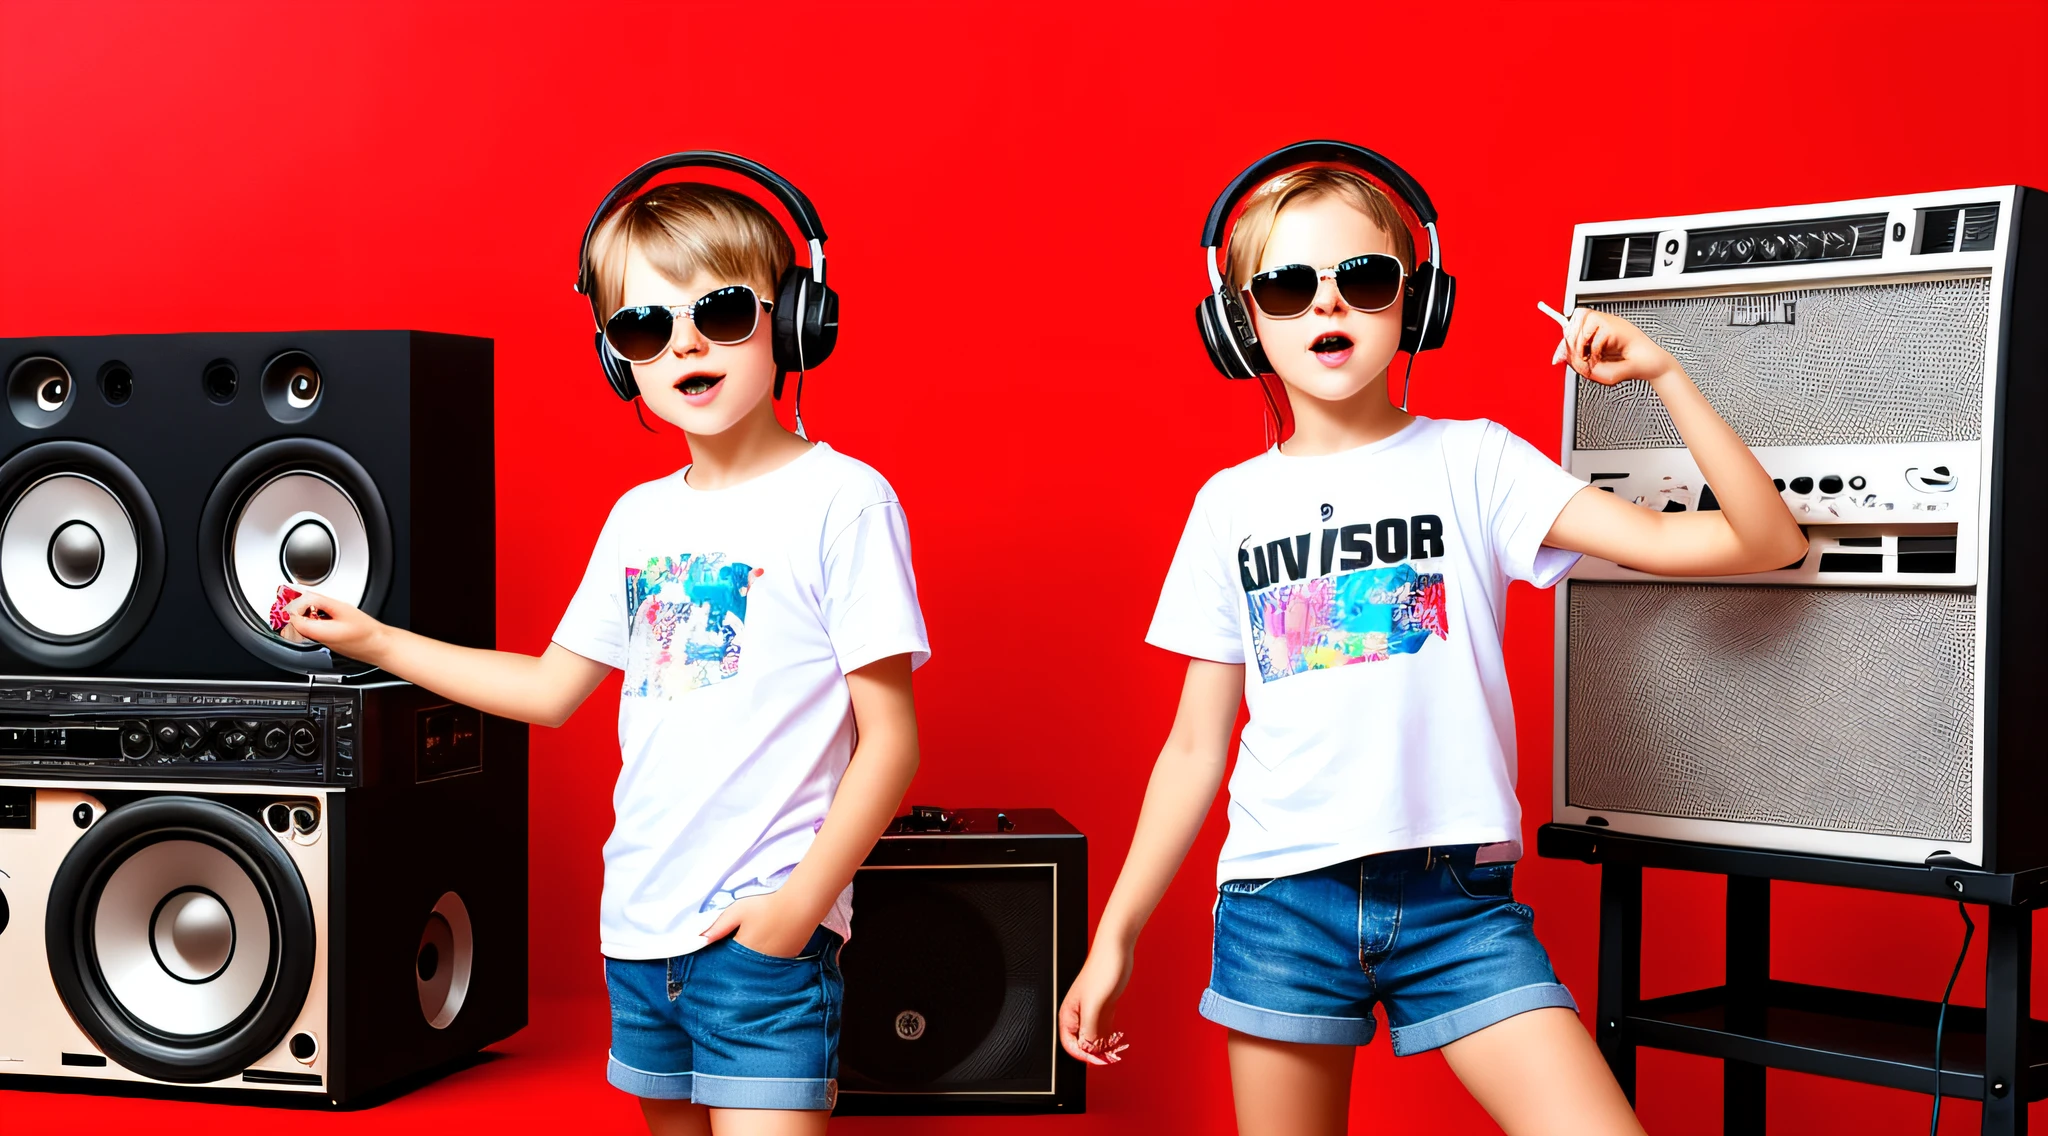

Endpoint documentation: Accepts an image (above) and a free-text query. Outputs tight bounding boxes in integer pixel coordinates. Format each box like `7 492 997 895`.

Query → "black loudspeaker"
834 807 1085 1116
0 678 528 1105
0 332 492 679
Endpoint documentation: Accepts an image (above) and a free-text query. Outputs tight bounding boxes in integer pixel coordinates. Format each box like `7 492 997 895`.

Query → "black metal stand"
1539 824 2048 1135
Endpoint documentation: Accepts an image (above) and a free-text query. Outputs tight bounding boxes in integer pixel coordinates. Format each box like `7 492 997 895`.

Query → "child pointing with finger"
1060 152 1801 1135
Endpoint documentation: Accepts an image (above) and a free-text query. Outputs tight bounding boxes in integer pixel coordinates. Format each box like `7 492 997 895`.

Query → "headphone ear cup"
772 268 806 373
804 282 839 368
595 331 640 401
1198 290 1269 379
770 268 840 377
1421 269 1455 352
1401 264 1455 354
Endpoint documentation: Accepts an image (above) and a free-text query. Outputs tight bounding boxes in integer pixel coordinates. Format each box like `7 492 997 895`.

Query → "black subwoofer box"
835 807 1086 1116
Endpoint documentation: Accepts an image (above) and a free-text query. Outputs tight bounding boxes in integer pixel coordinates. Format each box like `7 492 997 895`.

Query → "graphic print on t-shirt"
623 553 755 699
1240 514 1451 682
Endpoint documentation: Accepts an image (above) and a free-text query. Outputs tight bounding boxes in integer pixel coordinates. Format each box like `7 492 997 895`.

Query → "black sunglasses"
1245 253 1407 319
603 285 772 363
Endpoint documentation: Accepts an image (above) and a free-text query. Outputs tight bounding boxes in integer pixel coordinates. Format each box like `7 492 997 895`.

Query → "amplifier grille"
1574 277 1990 449
1565 582 1975 841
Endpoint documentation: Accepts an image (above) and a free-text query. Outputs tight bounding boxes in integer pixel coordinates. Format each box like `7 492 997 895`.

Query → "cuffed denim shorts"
1201 845 1576 1055
604 925 844 1110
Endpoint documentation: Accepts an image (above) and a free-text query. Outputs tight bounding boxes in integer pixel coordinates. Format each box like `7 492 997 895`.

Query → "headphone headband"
575 150 827 299
1199 140 1438 249
1194 140 1456 386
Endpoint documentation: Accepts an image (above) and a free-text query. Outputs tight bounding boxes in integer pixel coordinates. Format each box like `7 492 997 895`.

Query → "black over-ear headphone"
1195 140 1455 382
575 151 838 402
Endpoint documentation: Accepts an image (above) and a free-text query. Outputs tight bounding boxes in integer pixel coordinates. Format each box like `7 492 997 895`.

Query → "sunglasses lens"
604 306 674 362
1247 266 1319 318
1335 255 1404 313
693 287 761 344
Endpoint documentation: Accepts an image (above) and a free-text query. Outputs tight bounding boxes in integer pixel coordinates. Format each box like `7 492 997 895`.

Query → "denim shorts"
604 925 844 1110
1201 845 1576 1055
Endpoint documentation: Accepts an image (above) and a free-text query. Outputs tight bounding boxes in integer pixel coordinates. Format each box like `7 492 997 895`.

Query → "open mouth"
1310 333 1354 366
676 374 724 397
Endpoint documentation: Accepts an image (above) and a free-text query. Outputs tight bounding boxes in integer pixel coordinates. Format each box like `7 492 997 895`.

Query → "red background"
3 1 2046 1132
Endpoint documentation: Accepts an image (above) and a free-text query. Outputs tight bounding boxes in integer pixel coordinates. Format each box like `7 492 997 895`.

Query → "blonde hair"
586 183 794 321
1224 167 1416 291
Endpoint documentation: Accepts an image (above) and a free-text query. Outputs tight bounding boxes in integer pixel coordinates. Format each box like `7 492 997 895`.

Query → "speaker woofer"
44 796 315 1084
0 441 164 667
416 891 473 1030
199 438 392 676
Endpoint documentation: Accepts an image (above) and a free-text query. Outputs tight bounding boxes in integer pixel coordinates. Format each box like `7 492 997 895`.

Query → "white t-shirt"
1147 417 1586 884
553 443 930 960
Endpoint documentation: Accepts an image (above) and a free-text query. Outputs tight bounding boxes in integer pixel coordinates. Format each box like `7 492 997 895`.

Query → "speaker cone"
0 441 164 667
199 438 392 676
416 891 474 1030
44 796 315 1083
842 875 1035 1089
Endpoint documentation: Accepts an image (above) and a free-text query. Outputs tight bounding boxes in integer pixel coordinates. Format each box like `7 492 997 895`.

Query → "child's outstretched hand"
1550 307 1679 387
1058 946 1134 1066
281 589 388 660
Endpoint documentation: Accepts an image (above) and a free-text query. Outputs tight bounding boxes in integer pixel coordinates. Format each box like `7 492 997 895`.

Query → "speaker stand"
1538 824 2048 1136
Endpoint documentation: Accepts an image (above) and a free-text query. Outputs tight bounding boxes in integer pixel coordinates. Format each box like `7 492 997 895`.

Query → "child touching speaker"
287 153 928 1136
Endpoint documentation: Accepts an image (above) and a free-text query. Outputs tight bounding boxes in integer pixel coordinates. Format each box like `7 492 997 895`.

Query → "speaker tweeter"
8 356 75 428
260 351 323 424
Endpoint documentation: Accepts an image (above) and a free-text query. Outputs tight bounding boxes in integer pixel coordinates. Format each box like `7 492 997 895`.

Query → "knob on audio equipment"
119 722 149 759
257 724 289 758
290 806 317 835
266 803 291 833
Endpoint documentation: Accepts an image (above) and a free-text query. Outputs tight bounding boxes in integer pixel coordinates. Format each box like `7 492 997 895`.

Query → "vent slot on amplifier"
1582 232 1660 280
1575 276 1990 450
1564 581 1975 841
1684 213 1886 272
1916 202 2001 255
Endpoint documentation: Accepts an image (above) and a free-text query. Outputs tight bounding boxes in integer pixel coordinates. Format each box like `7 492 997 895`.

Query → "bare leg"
708 1108 831 1136
1226 1029 1355 1136
640 1098 712 1136
1437 1008 1645 1136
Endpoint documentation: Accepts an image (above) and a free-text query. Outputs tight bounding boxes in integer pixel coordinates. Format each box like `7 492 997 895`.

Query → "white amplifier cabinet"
1552 186 2048 870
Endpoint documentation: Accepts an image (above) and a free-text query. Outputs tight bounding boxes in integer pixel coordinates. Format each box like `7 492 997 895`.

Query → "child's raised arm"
1541 309 1807 575
1058 658 1244 1065
284 592 612 728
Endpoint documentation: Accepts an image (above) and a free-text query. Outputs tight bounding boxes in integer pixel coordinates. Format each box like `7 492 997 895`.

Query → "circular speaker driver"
0 442 164 667
198 438 391 677
839 886 1006 1086
416 891 473 1030
44 796 315 1084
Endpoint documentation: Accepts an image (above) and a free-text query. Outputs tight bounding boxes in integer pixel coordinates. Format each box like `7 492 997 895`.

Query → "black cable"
632 401 659 434
1929 899 1975 1135
1398 350 1419 412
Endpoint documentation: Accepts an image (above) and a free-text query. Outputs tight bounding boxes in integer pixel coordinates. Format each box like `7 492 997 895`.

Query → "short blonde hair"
586 182 793 321
1224 167 1416 291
